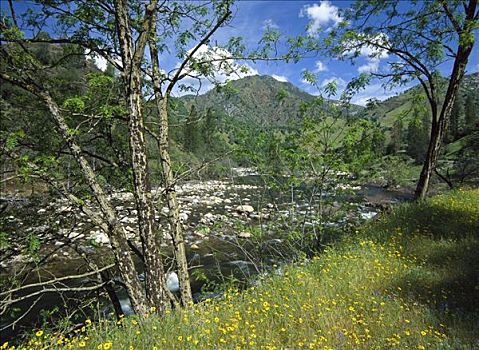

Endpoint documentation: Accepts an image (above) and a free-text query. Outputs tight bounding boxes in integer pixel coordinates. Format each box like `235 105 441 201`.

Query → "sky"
200 0 479 105
7 0 479 105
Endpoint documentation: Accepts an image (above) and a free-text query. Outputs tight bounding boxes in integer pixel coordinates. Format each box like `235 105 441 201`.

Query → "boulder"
200 212 215 224
179 212 189 222
236 205 254 214
238 231 252 239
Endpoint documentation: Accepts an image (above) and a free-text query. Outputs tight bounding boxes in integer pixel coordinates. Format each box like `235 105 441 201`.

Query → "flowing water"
0 173 413 340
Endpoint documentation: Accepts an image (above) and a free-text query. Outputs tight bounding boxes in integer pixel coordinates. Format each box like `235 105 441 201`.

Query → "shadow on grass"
372 198 479 239
375 195 479 345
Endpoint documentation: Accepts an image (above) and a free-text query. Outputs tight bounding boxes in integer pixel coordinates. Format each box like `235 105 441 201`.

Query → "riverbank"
10 188 479 349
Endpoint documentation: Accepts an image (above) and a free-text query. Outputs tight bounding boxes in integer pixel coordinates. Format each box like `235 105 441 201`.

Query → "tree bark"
0 76 152 315
149 39 193 306
113 0 168 312
415 0 477 199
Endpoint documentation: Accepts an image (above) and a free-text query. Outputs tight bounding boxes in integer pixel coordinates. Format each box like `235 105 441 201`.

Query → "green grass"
12 188 479 349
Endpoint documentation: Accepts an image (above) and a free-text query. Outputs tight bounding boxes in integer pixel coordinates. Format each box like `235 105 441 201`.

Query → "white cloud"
94 56 108 71
300 76 346 96
85 51 108 71
358 57 380 73
272 74 288 82
172 44 258 96
342 33 389 74
315 60 328 72
350 83 411 106
300 1 342 34
262 19 279 30
85 49 122 71
320 76 346 88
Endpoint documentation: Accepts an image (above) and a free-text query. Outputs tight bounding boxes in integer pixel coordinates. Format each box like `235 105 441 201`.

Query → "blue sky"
7 1 479 105
204 0 479 105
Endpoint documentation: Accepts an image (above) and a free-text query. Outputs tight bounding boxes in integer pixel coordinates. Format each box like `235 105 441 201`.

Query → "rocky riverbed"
1 174 415 340
0 176 408 276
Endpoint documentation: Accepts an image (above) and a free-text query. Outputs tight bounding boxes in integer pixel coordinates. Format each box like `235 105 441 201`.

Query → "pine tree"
464 93 477 132
406 113 430 164
448 94 463 141
183 105 202 153
202 107 217 147
387 119 402 154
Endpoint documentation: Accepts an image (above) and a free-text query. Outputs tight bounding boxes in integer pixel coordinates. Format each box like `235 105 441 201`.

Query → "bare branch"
0 264 114 297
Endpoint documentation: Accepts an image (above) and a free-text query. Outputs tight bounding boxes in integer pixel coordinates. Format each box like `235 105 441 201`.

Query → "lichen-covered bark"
40 90 149 316
149 39 193 306
114 0 168 312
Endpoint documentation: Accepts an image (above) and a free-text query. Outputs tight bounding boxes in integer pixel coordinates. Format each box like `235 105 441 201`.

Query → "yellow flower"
85 319 92 326
79 341 86 347
104 342 112 350
35 330 44 337
177 336 183 341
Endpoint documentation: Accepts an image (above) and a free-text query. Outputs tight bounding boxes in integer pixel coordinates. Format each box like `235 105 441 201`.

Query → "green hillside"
178 75 363 128
363 73 479 128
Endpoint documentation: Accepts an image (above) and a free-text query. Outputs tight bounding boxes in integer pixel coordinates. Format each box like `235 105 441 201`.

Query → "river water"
0 173 413 340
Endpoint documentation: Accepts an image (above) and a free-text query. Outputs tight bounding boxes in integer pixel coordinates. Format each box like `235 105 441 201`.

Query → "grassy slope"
17 189 479 349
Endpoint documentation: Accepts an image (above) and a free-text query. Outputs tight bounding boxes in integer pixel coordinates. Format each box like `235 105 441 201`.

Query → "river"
0 172 413 340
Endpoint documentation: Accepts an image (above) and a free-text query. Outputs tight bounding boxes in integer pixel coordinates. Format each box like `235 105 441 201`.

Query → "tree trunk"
415 2 476 199
149 40 193 306
114 0 168 312
39 91 149 316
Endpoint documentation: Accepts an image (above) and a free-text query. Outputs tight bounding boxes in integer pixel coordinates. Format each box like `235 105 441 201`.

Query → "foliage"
15 189 479 349
464 92 478 132
406 112 430 164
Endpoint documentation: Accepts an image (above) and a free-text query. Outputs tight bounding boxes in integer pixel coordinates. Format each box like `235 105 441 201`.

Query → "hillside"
178 75 362 127
363 73 479 128
174 73 478 132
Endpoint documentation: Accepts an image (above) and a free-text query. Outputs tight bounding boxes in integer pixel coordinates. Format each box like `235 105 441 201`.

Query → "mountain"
176 73 477 132
178 75 363 128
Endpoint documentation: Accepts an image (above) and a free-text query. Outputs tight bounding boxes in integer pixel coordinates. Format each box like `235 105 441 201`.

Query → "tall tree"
448 94 464 141
464 92 478 131
326 0 478 199
1 0 303 317
406 113 430 163
0 0 235 314
387 119 403 155
183 105 202 153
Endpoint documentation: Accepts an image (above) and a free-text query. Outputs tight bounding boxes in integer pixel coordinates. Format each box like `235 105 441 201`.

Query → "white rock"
200 212 215 224
166 272 180 293
179 212 189 222
58 206 73 213
238 231 252 239
236 205 254 214
89 230 110 245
